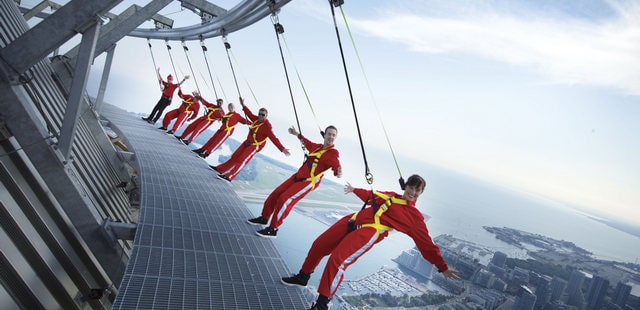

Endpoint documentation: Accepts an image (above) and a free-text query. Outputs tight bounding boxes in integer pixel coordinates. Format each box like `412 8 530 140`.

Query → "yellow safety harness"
249 121 267 150
349 191 407 236
182 97 197 113
304 146 333 190
205 106 221 121
221 113 236 134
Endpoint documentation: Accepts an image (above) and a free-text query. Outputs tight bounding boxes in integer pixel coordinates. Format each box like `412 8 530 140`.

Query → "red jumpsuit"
200 111 248 155
300 188 449 299
179 98 224 142
216 105 286 181
162 89 200 132
261 135 340 229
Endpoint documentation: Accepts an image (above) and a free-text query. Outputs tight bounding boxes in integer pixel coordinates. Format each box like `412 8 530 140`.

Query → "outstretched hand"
283 148 290 156
336 166 343 178
441 269 460 280
344 182 354 194
288 126 299 136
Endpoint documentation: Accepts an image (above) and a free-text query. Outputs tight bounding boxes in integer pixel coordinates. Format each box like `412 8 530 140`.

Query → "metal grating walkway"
102 104 306 309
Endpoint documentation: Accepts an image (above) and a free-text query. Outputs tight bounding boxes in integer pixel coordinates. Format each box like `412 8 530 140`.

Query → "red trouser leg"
180 117 204 139
318 226 380 298
202 129 232 153
171 112 190 132
217 142 255 176
190 120 214 141
162 109 179 128
263 176 314 229
226 145 260 181
301 216 351 275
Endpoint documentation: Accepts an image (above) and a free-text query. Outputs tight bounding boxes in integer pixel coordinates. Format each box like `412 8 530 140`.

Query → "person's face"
323 128 337 146
217 100 223 106
258 109 268 121
402 185 423 202
167 77 173 82
228 104 235 112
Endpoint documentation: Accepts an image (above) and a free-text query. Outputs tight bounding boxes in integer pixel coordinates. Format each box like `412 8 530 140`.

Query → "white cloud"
349 1 640 95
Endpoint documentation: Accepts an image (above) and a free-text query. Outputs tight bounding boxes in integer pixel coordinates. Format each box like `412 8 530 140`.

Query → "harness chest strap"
249 121 267 149
222 113 235 133
183 98 196 113
304 146 333 190
350 191 408 235
206 106 220 120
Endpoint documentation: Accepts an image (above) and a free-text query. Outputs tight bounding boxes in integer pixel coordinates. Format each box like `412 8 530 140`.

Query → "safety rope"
146 38 162 91
199 38 220 99
271 14 304 153
338 5 405 189
222 35 242 99
281 33 323 136
165 39 179 81
328 0 373 185
182 41 201 95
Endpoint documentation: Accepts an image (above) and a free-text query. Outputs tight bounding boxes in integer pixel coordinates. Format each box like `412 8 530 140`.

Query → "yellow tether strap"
305 146 332 190
350 191 407 235
250 121 267 149
222 113 236 134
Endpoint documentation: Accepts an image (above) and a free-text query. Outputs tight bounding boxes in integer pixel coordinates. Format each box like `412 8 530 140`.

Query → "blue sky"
64 0 639 224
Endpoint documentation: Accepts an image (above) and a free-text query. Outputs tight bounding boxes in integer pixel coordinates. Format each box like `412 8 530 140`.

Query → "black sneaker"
198 153 208 159
181 139 190 145
192 148 203 154
147 119 155 124
166 130 174 135
281 271 310 287
216 174 230 182
309 295 330 310
209 165 219 172
158 127 167 130
256 227 277 238
309 302 328 310
141 117 149 121
247 216 268 226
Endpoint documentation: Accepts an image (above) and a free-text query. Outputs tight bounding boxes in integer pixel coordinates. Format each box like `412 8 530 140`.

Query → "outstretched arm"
178 75 190 86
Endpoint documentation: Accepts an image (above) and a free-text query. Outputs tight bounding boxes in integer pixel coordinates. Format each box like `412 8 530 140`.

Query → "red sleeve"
200 97 214 108
265 122 286 152
328 149 341 176
395 207 448 272
242 105 257 122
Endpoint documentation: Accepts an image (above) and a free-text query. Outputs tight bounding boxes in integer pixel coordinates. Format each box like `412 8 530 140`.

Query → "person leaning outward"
178 97 225 145
159 88 201 135
142 67 188 124
212 97 290 181
193 102 248 158
249 125 342 238
281 174 460 310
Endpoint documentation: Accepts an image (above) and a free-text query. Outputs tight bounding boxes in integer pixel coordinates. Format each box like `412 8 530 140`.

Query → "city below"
298 207 640 309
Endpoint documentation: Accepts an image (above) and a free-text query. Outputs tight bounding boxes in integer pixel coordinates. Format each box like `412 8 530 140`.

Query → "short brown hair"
405 174 426 193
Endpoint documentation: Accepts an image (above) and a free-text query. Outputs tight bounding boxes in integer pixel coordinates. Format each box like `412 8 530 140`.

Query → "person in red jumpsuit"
178 97 225 145
280 174 460 310
192 102 248 158
212 97 290 181
142 68 188 124
249 125 342 238
159 88 201 135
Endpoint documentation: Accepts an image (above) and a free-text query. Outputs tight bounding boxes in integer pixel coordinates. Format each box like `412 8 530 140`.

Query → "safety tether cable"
165 39 179 81
328 0 373 185
147 38 162 91
199 39 220 99
338 5 405 189
182 41 201 95
271 14 304 153
221 34 254 122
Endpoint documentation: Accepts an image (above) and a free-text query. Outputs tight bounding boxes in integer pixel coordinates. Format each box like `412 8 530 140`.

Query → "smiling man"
249 125 342 238
280 174 459 310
